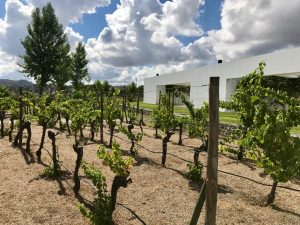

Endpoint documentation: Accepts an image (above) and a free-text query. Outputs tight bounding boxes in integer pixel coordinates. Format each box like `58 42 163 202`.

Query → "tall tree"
71 42 90 91
20 3 70 94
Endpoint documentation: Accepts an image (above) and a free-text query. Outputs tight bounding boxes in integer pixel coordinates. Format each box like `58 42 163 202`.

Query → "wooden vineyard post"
155 91 161 138
171 91 175 114
206 77 219 225
189 180 207 225
18 87 23 148
136 95 140 115
100 90 104 144
73 142 83 196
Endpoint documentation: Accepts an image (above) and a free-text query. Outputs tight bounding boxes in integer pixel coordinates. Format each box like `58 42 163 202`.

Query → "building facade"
144 47 300 108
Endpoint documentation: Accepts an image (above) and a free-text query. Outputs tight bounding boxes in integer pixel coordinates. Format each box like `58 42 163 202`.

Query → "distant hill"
0 79 35 88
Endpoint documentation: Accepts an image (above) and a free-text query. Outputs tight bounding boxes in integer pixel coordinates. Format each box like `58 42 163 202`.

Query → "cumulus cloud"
27 0 111 25
64 26 84 50
0 0 32 56
0 0 110 80
141 0 204 46
208 0 300 60
85 0 211 72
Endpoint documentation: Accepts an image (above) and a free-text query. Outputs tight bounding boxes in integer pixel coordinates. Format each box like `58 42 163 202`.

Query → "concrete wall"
144 47 300 108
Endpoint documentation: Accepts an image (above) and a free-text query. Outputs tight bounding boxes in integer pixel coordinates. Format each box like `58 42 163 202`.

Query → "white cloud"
0 0 32 56
208 0 300 61
0 0 110 80
85 0 210 73
27 0 111 25
141 0 204 46
64 26 84 50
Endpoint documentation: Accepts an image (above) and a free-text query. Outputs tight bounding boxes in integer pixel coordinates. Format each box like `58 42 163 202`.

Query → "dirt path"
0 124 299 224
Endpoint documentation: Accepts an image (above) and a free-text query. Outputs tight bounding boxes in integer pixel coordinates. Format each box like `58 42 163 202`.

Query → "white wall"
144 47 300 108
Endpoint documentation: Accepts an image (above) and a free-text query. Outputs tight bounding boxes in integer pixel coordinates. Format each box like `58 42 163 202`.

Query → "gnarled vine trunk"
162 131 175 167
127 123 135 155
109 124 115 148
194 139 208 166
36 122 47 163
178 122 183 145
0 110 4 138
8 117 14 142
48 130 59 174
111 175 132 212
90 120 95 141
66 117 71 135
267 181 278 205
73 142 83 197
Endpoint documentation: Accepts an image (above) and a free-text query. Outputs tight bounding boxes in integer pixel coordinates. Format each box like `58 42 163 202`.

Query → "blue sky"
70 0 222 44
0 0 221 45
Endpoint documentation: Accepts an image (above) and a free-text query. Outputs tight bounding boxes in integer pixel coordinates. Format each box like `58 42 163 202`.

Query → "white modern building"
144 47 300 108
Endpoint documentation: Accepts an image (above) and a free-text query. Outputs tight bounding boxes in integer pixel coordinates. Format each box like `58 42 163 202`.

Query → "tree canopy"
20 3 70 94
71 42 90 91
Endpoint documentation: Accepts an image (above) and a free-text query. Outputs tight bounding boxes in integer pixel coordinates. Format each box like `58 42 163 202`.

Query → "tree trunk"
58 113 63 131
90 120 95 141
24 122 31 154
79 128 84 140
178 122 183 145
73 142 83 197
195 139 208 166
267 181 278 205
109 124 115 148
140 109 146 126
9 117 14 142
0 110 4 138
48 131 59 174
66 117 71 135
155 127 159 139
36 123 47 163
111 175 132 212
162 131 175 167
128 123 135 155
237 145 244 160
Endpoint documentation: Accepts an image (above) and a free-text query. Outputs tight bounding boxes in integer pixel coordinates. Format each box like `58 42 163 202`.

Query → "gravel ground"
0 123 299 225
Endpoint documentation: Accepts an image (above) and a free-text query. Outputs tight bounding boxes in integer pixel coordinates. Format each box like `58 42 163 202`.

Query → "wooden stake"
100 90 104 144
205 77 219 225
18 87 23 148
189 181 206 225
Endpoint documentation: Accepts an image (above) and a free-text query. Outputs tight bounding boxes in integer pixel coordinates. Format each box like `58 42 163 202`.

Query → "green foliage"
97 142 133 177
78 163 112 225
126 102 137 123
151 94 177 134
34 94 56 125
104 92 122 128
187 163 203 183
181 96 208 141
20 3 70 94
262 76 300 97
79 142 133 224
69 99 89 135
118 124 143 154
42 165 61 178
226 62 300 184
71 42 90 91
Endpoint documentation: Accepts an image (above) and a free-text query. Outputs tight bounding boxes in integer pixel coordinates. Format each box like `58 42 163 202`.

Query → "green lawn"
291 126 300 135
131 101 300 135
132 101 240 124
